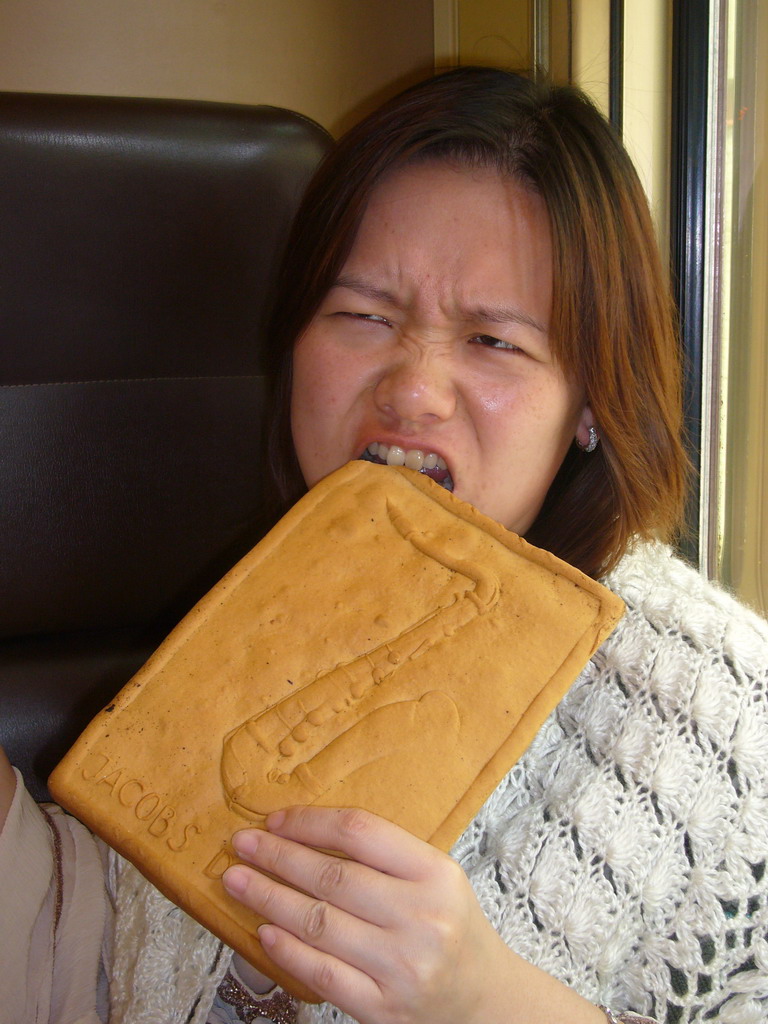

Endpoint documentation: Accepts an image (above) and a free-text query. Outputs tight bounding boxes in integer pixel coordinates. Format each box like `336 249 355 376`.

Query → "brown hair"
266 66 689 579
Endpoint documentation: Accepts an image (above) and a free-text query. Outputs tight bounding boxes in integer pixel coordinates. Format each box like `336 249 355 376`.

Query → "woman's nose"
372 350 457 426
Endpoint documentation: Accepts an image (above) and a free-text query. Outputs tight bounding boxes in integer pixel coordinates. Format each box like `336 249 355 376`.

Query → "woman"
2 67 767 1024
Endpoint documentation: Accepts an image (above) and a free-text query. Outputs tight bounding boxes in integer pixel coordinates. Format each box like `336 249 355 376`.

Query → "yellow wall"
572 0 610 115
457 0 530 71
0 0 434 136
453 0 568 82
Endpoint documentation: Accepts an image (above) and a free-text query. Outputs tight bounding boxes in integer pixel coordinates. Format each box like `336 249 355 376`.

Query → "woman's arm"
222 806 608 1024
0 753 109 1021
0 745 17 834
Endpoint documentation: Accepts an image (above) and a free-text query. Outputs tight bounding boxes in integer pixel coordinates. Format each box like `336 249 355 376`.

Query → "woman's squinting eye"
339 311 392 326
470 334 522 352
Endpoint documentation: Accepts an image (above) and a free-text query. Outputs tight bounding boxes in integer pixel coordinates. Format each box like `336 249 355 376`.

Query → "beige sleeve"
0 768 110 1023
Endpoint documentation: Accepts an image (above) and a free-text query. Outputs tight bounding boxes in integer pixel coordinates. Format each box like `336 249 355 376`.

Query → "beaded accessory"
598 1006 660 1024
576 424 599 452
217 971 298 1024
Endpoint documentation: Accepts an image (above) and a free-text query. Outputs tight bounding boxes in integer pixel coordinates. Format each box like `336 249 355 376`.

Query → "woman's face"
291 161 592 535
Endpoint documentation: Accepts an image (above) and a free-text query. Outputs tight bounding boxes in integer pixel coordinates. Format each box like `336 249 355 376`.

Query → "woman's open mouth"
358 443 454 491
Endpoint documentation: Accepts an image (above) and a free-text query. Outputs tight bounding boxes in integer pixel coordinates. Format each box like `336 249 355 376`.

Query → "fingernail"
222 866 249 895
258 923 276 948
232 830 260 857
266 810 286 830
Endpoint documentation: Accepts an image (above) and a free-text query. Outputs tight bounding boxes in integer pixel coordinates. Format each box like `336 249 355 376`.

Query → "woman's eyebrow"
332 275 398 306
468 303 548 335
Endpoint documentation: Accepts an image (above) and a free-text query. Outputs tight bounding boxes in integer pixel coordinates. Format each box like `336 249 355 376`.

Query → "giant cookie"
49 461 624 1001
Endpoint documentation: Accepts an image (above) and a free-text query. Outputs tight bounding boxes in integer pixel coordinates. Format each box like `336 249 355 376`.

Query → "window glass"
713 0 768 615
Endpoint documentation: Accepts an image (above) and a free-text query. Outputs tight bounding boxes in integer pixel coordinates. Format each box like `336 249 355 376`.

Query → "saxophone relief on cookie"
76 492 504 881
221 500 500 820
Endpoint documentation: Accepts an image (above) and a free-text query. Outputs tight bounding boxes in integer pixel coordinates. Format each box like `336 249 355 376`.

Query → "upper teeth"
367 443 447 472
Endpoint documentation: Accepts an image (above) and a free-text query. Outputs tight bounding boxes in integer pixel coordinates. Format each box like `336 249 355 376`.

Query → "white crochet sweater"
109 542 768 1024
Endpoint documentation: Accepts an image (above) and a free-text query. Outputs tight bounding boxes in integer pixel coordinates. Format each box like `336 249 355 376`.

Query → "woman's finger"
222 857 391 980
263 805 441 881
228 827 403 927
257 923 385 1022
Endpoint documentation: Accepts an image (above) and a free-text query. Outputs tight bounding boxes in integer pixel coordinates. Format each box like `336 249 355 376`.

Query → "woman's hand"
222 806 605 1024
223 805 503 1023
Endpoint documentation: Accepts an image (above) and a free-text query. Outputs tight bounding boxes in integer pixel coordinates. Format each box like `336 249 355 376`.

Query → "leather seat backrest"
0 92 331 799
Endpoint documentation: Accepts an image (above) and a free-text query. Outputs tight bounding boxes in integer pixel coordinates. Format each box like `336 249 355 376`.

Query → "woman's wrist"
475 943 611 1024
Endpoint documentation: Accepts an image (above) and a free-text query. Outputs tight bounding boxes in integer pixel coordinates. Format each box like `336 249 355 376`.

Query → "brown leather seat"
0 92 331 800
